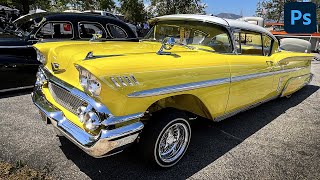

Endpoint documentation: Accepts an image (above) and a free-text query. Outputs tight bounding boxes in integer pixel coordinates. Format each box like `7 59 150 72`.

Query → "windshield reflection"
142 20 233 53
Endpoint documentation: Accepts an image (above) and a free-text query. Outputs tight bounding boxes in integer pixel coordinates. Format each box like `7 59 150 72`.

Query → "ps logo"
291 10 311 25
284 2 317 33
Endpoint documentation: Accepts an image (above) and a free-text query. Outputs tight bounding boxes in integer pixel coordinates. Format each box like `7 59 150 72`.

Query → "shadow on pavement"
58 85 319 180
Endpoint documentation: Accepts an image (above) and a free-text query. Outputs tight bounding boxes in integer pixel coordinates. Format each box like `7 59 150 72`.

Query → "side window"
78 22 106 39
107 24 127 38
239 31 263 56
262 35 273 56
36 22 73 39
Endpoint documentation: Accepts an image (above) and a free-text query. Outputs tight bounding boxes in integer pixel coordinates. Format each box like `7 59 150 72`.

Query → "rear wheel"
139 109 191 167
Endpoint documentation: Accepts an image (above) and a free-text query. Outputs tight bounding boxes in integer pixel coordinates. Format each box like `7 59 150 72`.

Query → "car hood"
34 40 213 89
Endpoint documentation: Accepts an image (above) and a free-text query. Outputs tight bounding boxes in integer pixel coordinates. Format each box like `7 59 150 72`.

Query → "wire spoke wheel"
158 122 189 163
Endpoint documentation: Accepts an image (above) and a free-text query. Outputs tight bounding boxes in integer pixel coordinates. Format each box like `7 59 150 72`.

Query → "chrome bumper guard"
32 69 144 157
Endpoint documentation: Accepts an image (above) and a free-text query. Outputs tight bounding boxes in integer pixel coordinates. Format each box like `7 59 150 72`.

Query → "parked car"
83 10 138 36
32 14 313 167
0 12 137 92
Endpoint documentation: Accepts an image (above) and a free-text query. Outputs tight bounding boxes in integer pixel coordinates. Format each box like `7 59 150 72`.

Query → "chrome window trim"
128 67 306 98
34 21 75 40
77 21 107 39
106 23 128 39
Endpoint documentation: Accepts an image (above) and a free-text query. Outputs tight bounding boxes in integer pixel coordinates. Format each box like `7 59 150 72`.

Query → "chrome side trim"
214 95 278 122
102 112 144 126
0 85 34 93
128 77 231 98
0 45 32 49
231 67 305 82
128 67 306 98
280 73 313 97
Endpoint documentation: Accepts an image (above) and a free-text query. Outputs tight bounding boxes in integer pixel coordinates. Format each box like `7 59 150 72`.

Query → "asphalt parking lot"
0 61 319 180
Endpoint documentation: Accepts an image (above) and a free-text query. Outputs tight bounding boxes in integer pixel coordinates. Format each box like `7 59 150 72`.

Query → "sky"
141 0 259 17
202 0 259 16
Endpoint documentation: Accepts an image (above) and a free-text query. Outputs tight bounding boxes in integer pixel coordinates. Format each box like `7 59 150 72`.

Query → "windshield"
12 14 46 36
144 20 233 53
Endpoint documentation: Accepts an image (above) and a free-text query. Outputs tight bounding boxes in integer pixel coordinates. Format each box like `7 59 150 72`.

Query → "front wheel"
140 109 191 168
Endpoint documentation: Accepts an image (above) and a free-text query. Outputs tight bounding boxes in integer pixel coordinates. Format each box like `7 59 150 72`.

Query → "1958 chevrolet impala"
32 14 313 167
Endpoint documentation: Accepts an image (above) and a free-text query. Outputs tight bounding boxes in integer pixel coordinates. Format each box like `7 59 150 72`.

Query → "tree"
148 0 206 16
258 0 297 22
119 0 146 22
100 0 115 11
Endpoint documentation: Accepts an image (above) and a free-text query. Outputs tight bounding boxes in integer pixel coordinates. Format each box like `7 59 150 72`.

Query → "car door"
225 30 276 113
0 36 38 91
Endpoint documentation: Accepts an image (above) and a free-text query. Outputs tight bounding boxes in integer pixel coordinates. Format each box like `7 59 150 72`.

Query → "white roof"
152 14 274 38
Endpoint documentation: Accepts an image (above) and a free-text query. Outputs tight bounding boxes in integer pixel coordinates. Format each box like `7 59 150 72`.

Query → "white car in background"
83 10 138 36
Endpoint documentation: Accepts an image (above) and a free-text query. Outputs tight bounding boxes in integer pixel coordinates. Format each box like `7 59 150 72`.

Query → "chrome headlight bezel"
35 48 46 64
35 68 47 86
76 65 102 97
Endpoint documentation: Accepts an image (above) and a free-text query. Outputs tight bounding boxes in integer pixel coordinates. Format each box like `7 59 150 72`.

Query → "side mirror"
157 37 175 55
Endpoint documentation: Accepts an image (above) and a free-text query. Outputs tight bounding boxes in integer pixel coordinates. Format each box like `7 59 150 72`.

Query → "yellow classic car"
32 14 313 167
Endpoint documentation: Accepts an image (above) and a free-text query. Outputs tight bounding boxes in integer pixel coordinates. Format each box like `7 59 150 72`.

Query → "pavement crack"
217 129 244 142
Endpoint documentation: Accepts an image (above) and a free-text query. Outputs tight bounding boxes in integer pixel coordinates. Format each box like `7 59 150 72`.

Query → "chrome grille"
48 82 86 114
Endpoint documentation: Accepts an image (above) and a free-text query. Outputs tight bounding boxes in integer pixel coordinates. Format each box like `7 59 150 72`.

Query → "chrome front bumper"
32 83 144 158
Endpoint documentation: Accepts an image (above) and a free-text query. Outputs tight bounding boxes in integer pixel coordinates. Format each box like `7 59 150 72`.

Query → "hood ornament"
157 37 175 55
90 31 103 41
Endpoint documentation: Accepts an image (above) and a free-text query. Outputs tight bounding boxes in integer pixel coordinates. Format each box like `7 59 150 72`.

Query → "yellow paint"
34 40 313 130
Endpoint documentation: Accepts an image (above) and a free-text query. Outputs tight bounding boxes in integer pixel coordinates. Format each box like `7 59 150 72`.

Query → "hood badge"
51 62 65 73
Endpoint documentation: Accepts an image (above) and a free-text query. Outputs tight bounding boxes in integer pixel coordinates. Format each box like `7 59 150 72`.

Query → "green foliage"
0 0 116 14
119 0 146 22
256 0 300 22
148 0 206 16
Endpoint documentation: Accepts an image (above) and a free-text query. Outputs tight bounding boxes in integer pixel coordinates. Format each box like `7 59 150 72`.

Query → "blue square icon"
284 2 317 33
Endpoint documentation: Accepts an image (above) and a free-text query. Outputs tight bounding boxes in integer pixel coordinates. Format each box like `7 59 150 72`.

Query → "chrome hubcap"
158 122 189 163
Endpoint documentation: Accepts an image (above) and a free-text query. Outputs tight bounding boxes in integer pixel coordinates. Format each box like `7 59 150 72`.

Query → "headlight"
35 49 46 64
76 65 102 96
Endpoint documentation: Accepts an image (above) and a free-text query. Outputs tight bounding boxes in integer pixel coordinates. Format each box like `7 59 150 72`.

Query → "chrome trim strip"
128 77 231 98
231 67 305 82
280 73 312 97
102 112 144 126
128 67 306 98
0 85 34 93
214 95 278 122
0 45 32 49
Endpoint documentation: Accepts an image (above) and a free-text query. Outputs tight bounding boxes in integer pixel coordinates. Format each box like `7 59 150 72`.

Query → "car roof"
152 14 274 38
14 12 119 24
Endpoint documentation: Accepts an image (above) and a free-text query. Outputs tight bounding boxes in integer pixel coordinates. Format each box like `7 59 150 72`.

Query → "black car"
0 12 137 92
